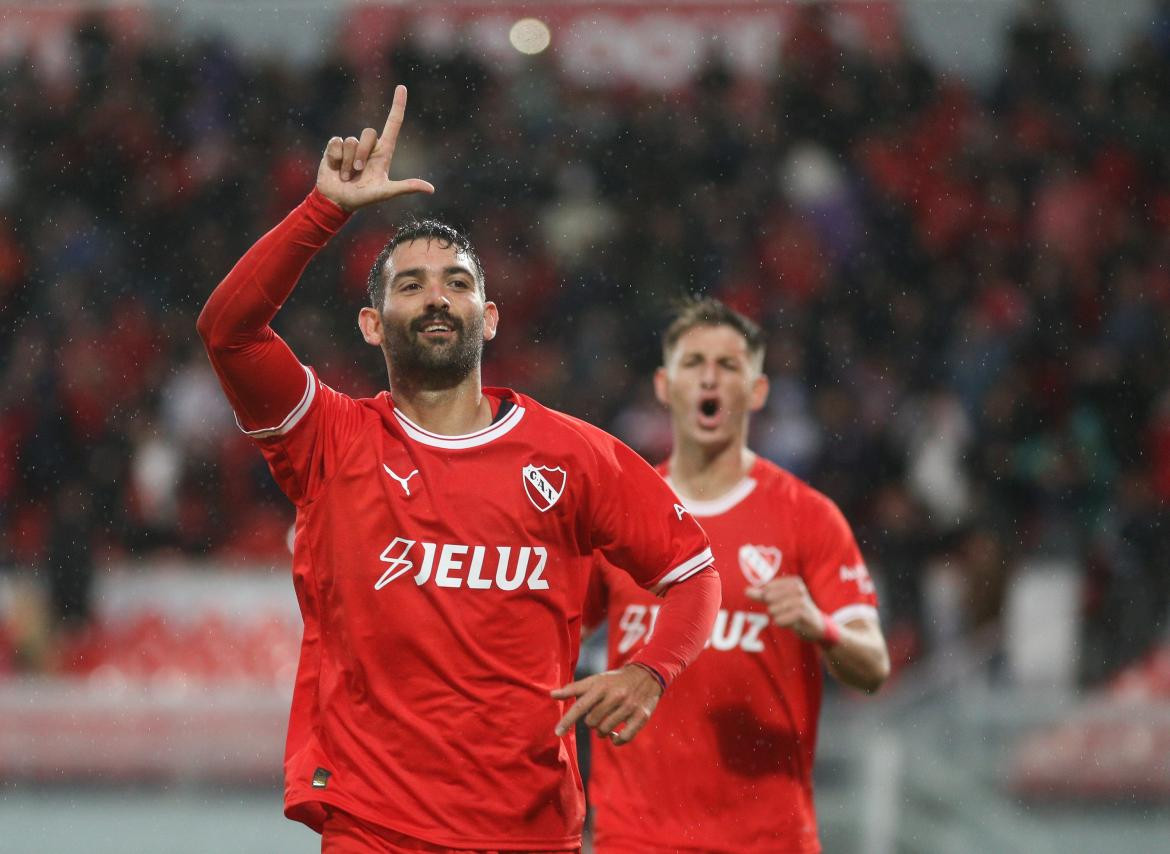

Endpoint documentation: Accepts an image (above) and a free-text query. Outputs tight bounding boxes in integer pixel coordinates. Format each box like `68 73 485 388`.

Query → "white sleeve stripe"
652 547 715 593
670 559 715 586
235 364 316 438
830 604 880 626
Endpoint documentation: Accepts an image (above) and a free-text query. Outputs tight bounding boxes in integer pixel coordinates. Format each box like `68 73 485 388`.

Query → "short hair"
366 219 486 308
662 296 765 369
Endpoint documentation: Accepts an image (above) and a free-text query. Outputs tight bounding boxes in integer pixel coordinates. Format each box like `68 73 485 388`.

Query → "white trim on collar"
393 403 526 449
666 476 758 518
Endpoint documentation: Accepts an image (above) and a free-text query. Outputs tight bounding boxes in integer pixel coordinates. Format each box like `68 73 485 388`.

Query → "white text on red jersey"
617 605 769 654
375 537 550 591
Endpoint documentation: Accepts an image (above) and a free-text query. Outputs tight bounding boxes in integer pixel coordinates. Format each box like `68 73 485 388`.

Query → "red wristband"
818 615 841 648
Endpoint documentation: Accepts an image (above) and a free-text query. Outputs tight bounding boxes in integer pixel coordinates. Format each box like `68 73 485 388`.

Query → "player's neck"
668 440 755 502
390 372 493 436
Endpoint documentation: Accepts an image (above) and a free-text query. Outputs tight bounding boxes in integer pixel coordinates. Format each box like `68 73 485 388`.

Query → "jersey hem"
286 791 583 850
592 827 820 854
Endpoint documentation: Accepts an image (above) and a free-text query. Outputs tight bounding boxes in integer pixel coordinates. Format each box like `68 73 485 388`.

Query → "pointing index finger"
379 84 409 159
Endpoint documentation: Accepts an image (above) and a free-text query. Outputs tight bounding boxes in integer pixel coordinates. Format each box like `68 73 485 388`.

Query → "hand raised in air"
316 84 435 212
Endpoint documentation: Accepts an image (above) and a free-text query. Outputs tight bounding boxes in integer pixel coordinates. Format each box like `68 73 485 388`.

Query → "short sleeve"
798 490 880 626
246 368 368 506
588 436 713 594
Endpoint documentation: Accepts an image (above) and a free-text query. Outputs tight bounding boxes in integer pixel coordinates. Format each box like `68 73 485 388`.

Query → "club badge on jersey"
738 543 782 586
522 464 567 512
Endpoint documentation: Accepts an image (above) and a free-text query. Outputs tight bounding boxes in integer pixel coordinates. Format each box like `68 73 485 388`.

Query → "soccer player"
195 87 721 853
585 299 891 854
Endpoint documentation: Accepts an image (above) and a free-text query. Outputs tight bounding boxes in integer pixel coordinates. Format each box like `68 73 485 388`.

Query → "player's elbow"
857 651 891 694
196 302 217 347
196 299 234 353
860 669 888 695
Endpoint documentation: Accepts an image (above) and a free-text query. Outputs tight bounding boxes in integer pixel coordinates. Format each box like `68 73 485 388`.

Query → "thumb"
744 586 766 601
384 178 436 199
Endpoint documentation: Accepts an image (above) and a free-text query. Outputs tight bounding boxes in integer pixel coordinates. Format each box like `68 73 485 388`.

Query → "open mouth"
697 396 723 429
413 315 459 338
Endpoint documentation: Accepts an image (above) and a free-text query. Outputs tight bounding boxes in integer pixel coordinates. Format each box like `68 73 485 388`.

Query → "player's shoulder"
320 378 393 419
507 389 627 455
752 455 845 519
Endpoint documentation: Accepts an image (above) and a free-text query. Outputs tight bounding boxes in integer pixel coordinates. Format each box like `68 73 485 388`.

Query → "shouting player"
585 299 890 854
196 87 720 853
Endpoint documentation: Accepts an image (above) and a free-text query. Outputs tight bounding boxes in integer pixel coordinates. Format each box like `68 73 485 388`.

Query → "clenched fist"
744 576 829 642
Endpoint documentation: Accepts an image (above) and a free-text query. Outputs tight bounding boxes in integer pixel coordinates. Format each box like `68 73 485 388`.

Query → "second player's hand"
317 84 435 212
745 577 827 642
551 665 663 746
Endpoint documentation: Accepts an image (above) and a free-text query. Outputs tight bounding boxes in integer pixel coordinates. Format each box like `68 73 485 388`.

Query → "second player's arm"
821 616 890 694
745 578 890 693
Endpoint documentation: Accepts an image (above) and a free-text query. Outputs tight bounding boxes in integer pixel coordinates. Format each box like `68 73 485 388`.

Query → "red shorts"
319 808 580 854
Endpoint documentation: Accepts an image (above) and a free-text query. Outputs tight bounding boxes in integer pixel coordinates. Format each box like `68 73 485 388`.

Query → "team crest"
522 464 566 512
739 544 782 586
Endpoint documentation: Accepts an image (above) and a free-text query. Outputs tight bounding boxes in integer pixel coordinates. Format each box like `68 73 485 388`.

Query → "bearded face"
382 299 486 389
363 238 497 391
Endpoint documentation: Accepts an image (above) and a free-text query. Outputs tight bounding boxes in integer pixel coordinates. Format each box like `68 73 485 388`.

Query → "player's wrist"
816 613 842 649
308 186 354 224
626 661 667 695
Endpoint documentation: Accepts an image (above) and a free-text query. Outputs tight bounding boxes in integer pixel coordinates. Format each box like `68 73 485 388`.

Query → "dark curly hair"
366 219 486 308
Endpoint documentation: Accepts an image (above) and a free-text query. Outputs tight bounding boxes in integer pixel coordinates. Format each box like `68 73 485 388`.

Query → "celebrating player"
585 299 890 854
196 86 720 853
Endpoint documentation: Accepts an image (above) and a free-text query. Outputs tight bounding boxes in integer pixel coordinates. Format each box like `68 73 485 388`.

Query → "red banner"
345 1 898 90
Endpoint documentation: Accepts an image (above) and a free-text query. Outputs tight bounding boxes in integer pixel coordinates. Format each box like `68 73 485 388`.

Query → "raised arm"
196 85 433 430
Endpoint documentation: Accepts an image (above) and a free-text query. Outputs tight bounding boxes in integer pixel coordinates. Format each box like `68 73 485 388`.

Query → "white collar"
665 476 758 517
393 403 525 449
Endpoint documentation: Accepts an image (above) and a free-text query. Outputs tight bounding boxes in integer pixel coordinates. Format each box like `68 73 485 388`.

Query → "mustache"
410 311 464 334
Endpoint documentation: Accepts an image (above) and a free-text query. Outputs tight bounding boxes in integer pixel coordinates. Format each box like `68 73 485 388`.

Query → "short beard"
383 309 484 391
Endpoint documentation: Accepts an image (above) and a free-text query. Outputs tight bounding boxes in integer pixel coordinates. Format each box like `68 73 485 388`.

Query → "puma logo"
383 464 420 497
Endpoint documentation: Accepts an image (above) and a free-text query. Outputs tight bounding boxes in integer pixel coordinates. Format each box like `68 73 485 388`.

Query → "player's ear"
653 366 669 406
482 301 499 342
749 372 769 412
358 306 384 346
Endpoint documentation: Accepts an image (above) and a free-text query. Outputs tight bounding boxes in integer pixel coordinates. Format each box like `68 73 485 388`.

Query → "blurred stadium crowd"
2 2 1169 681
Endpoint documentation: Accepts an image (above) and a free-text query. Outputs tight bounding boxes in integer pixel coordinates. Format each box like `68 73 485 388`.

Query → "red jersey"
585 457 879 854
197 191 718 851
264 380 712 849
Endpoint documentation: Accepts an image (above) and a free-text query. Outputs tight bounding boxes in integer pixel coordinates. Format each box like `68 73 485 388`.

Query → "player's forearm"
822 620 890 694
196 189 350 346
196 189 350 430
630 568 720 687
